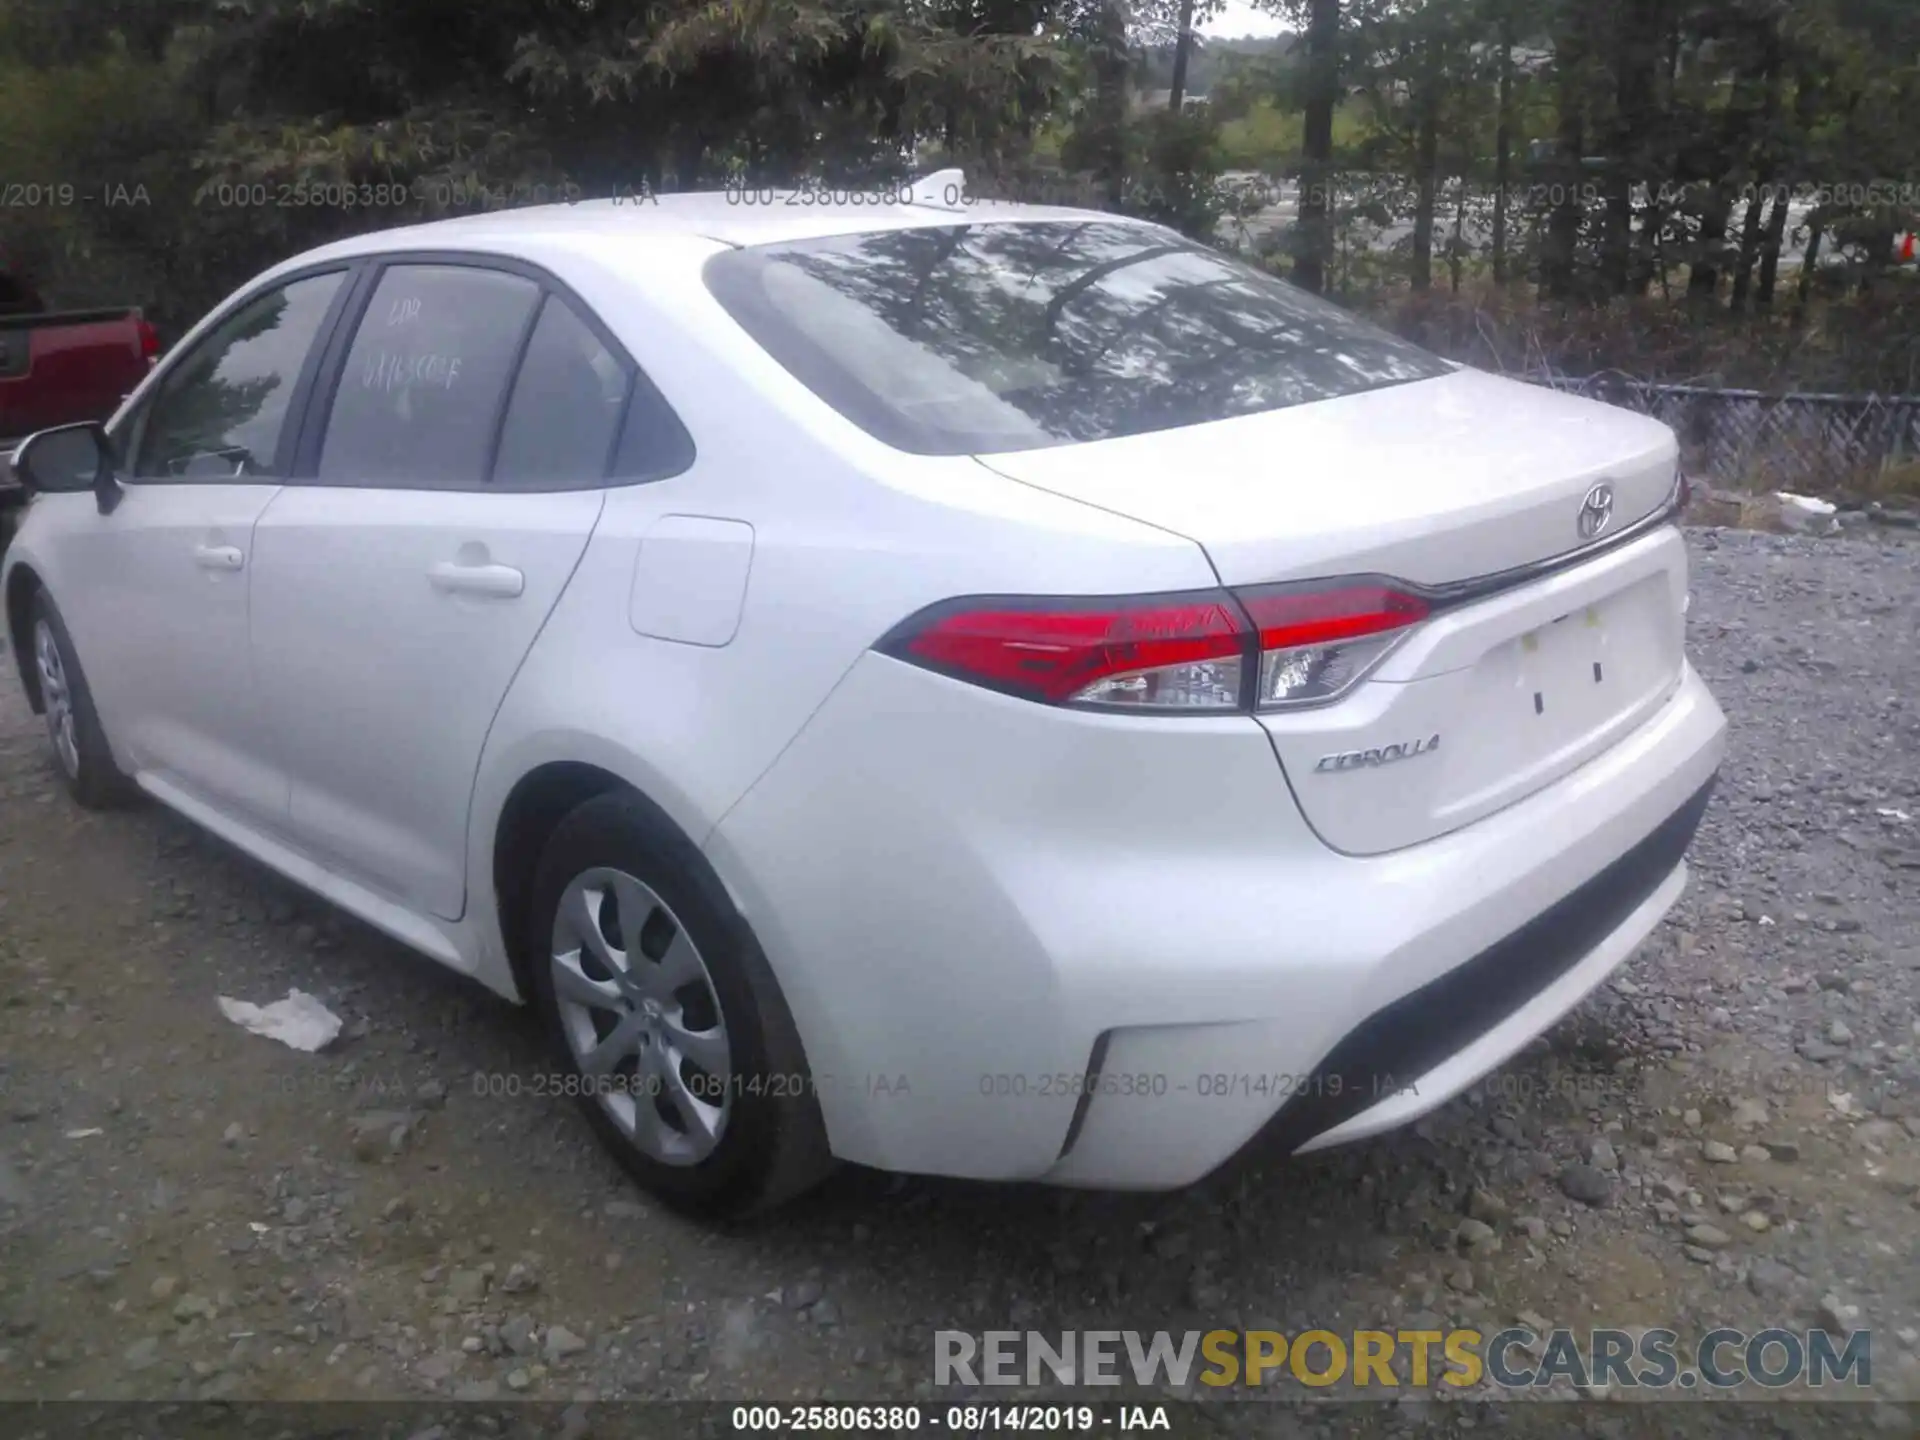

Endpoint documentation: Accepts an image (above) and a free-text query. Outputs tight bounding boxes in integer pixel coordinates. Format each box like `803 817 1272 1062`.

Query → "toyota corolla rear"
699 213 1727 1187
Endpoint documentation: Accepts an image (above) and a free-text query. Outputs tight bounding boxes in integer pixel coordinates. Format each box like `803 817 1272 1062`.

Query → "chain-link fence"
1534 375 1920 494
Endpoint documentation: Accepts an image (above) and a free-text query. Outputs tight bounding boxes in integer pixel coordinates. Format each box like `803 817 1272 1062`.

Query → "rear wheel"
525 790 833 1218
29 590 136 809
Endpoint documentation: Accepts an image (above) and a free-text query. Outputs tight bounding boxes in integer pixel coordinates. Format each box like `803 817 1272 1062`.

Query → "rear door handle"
428 560 525 599
193 544 244 572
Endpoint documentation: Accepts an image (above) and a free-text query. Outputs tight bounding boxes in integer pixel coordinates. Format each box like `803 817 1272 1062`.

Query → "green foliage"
1122 105 1228 236
1 0 1068 323
1216 96 1373 167
0 40 203 325
2 0 1919 386
1135 31 1289 97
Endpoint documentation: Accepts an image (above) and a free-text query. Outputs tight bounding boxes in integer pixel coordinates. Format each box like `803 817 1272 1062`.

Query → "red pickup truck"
1 271 159 508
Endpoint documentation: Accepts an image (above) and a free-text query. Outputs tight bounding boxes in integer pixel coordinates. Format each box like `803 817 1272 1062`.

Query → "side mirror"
12 422 122 515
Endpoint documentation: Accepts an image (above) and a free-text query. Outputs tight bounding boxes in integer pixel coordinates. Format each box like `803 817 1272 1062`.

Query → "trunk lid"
976 367 1689 855
972 366 1678 588
1253 528 1689 854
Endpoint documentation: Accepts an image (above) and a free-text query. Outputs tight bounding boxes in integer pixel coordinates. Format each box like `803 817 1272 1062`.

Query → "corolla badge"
1578 482 1615 540
1314 734 1441 773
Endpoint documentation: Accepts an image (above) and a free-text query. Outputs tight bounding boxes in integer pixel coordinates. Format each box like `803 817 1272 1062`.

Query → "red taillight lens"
135 317 160 364
879 579 1435 713
1239 583 1430 652
1240 581 1428 709
878 591 1251 710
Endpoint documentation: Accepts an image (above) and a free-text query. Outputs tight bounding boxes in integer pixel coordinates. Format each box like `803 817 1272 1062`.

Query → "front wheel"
29 590 136 809
525 790 833 1218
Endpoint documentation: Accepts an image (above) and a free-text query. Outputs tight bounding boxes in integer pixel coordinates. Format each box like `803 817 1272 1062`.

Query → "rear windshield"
702 219 1452 455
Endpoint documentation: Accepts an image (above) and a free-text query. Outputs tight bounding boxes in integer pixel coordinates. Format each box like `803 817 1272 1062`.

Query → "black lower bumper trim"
1261 774 1719 1156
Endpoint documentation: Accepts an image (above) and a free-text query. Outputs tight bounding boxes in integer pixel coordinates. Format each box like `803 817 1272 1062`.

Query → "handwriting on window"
362 350 463 393
360 293 465 393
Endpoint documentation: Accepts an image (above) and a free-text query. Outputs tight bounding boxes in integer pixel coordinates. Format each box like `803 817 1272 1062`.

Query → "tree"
1348 0 1477 293
1489 0 1520 284
1061 0 1136 203
1287 0 1344 292
1540 0 1595 299
1130 0 1228 112
1168 0 1200 106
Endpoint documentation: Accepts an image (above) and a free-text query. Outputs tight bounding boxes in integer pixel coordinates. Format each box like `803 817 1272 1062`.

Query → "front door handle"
428 560 525 599
193 544 244 572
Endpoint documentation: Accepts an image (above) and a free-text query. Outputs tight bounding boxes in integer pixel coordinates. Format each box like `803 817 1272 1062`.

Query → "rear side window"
610 370 696 482
492 297 631 488
492 290 695 488
319 265 540 486
703 220 1452 455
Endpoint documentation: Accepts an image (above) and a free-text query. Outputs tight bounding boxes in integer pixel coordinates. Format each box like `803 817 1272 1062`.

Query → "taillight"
135 317 160 365
1239 581 1429 709
877 579 1432 714
877 591 1250 711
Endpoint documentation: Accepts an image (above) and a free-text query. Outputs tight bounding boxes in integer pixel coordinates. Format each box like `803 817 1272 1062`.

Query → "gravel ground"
1 526 1918 1434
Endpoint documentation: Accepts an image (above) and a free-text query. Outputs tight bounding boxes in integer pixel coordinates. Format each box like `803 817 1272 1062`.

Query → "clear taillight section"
1071 652 1246 710
878 579 1432 714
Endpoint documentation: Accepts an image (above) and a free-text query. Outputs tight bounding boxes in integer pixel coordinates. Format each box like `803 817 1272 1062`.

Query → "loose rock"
1558 1164 1615 1206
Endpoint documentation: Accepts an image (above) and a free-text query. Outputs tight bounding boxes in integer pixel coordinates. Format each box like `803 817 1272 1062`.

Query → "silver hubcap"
33 620 79 780
549 868 731 1165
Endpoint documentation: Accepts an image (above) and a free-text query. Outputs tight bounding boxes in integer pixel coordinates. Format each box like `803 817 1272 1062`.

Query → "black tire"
526 789 834 1219
27 589 137 809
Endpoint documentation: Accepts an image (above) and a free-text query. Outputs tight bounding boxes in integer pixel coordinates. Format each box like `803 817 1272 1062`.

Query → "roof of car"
295 188 1128 268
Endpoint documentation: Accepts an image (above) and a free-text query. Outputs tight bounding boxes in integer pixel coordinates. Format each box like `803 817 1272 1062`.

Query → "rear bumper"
706 652 1726 1186
1255 775 1711 1156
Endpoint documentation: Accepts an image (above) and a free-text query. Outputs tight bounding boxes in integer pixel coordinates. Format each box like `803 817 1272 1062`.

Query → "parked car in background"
1 179 1725 1218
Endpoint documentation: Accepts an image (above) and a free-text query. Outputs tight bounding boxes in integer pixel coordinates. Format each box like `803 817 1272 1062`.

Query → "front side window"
703 220 1453 456
133 270 345 479
319 265 541 487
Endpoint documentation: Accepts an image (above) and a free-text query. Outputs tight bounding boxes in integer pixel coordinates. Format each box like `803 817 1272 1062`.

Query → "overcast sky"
1199 1 1289 38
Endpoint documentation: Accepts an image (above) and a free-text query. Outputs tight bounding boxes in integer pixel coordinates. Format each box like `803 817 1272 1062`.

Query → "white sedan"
1 176 1726 1216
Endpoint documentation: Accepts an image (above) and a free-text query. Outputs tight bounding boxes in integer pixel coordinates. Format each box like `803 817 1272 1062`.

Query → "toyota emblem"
1577 482 1615 540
